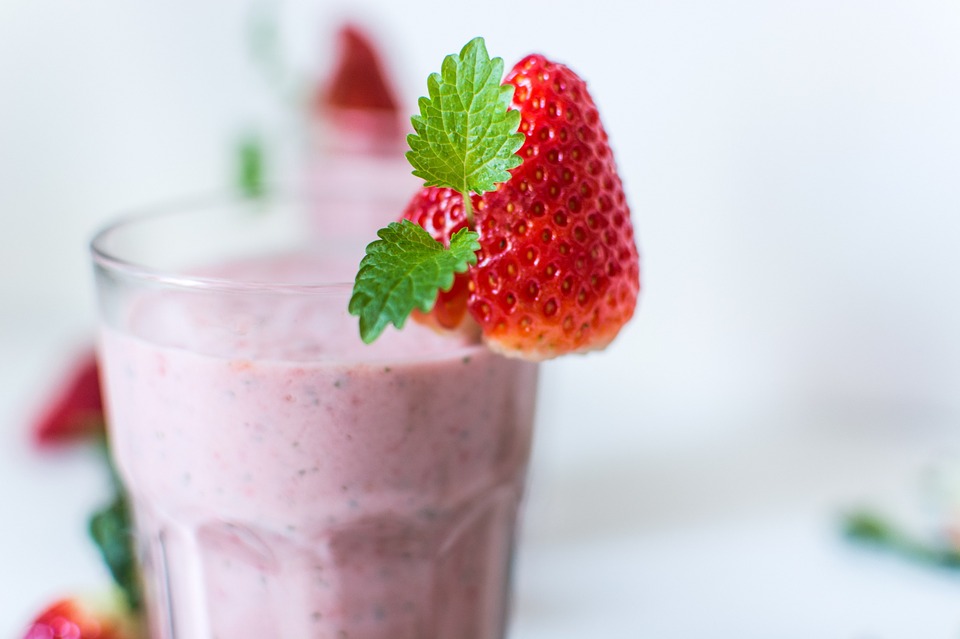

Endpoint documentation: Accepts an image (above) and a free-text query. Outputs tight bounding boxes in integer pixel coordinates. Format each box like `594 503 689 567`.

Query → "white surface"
4 0 960 636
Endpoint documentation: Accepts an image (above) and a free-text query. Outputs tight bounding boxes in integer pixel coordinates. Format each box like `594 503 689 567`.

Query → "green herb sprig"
348 37 523 343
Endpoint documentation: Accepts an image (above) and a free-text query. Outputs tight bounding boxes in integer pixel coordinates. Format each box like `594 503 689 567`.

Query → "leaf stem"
460 190 475 228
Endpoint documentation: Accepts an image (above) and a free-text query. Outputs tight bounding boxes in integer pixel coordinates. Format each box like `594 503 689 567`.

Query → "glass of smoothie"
90 192 539 638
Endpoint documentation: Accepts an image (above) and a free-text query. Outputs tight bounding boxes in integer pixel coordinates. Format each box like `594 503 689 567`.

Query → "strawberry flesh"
404 55 640 360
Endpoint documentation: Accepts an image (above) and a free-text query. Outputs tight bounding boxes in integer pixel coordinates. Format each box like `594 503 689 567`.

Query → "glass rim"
90 190 359 296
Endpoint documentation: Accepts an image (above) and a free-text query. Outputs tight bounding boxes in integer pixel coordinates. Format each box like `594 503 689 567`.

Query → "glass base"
134 482 522 639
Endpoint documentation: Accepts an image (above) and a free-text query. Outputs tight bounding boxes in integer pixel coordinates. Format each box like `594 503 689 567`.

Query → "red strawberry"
404 186 474 332
403 54 640 360
22 596 140 639
314 23 403 152
32 350 105 447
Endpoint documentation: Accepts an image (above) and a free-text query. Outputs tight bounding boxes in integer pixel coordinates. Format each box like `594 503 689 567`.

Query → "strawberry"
32 350 105 447
22 596 140 639
403 54 640 360
404 186 473 332
314 23 403 152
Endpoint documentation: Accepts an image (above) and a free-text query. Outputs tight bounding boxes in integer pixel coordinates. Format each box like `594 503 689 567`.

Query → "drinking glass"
90 191 539 639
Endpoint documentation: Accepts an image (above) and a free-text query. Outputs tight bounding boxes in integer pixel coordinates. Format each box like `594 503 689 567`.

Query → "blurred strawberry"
318 23 399 114
314 23 404 152
32 349 105 447
22 596 140 639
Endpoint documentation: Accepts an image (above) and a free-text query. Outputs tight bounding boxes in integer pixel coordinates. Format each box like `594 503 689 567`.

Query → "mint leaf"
406 36 523 196
349 38 523 343
349 220 480 343
89 490 141 611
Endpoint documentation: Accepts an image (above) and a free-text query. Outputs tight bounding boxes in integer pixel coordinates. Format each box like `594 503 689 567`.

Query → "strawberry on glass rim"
404 54 639 359
349 37 639 361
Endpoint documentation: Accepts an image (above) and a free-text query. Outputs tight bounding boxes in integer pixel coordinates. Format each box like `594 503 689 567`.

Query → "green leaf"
349 220 480 343
89 490 141 611
843 510 960 570
237 133 266 199
406 37 524 195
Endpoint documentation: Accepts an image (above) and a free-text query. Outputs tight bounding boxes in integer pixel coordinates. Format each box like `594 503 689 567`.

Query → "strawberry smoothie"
94 239 538 639
91 32 637 638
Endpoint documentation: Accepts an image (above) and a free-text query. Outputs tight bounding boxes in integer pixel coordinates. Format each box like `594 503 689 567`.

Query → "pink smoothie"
98 254 539 639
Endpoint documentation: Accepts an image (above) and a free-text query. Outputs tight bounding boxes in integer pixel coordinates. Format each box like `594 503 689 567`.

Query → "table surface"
4 311 960 639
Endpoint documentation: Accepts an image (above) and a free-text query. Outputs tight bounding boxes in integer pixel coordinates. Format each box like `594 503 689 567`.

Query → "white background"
3 1 960 636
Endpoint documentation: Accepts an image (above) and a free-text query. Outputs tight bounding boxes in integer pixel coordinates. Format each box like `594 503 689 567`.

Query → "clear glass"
90 192 539 639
